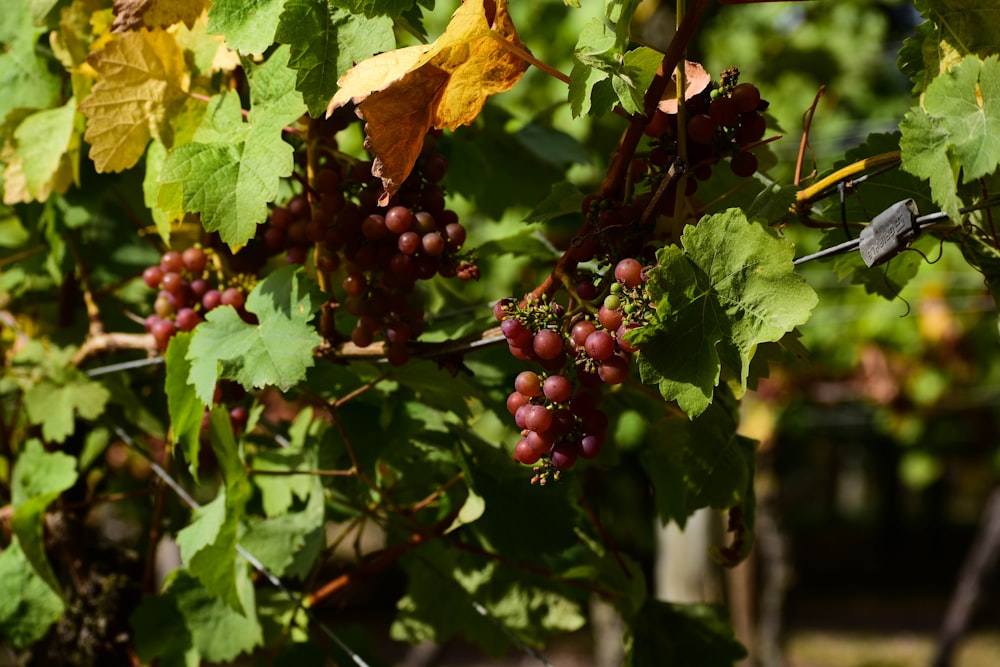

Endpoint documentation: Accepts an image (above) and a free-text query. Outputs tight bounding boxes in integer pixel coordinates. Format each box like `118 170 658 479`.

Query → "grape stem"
524 0 711 305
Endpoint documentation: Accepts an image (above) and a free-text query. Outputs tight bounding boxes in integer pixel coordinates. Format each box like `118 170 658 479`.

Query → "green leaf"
329 0 415 18
0 539 64 649
133 567 263 665
143 140 173 243
625 600 747 667
524 181 585 223
241 478 325 579
16 341 110 443
11 98 77 201
639 389 756 564
630 210 817 417
0 3 62 125
606 0 642 52
11 439 79 595
612 47 661 116
207 0 286 55
165 332 204 480
390 541 584 656
276 3 395 118
174 407 251 611
900 55 1000 220
187 266 323 403
160 46 307 247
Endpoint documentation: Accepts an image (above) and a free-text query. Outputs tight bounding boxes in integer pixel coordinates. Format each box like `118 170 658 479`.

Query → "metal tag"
858 199 920 267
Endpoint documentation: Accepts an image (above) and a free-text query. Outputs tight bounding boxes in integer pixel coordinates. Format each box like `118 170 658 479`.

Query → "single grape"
142 266 164 289
501 318 533 348
644 109 671 137
585 330 615 361
598 305 624 332
598 354 629 385
731 82 762 113
542 375 573 403
422 153 448 182
524 405 553 433
507 391 531 416
576 279 598 301
161 271 184 295
550 442 578 470
571 320 597 347
444 223 466 249
514 404 532 430
386 322 411 346
182 247 207 274
229 405 249 431
189 279 209 299
288 194 310 219
343 272 367 297
493 299 513 322
730 151 759 178
176 308 201 332
579 433 605 459
686 114 717 145
508 343 538 362
604 293 621 311
151 319 176 351
202 289 222 311
525 429 555 455
616 325 640 354
532 329 564 360
398 231 421 255
515 439 541 465
315 168 340 195
614 258 644 288
421 232 445 257
385 206 414 234
414 211 436 235
361 214 388 241
514 371 542 397
160 251 183 273
286 246 308 264
270 206 293 230
735 112 766 145
708 96 739 128
569 236 596 262
220 287 245 310
351 326 374 348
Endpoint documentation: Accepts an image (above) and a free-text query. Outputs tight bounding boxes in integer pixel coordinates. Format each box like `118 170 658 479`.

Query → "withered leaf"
328 0 528 205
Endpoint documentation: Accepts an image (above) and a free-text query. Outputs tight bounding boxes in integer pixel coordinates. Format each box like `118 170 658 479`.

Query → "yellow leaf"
170 11 242 77
328 0 528 205
79 29 189 173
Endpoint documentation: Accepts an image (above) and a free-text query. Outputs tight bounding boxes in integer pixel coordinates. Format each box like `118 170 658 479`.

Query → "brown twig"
794 85 825 186
71 332 157 366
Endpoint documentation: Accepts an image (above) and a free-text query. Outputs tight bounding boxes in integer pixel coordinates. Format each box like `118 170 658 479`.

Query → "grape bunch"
141 246 251 351
645 67 769 182
248 131 474 365
497 258 652 480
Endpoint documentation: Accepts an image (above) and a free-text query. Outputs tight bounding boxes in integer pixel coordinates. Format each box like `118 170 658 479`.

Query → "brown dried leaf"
657 61 711 114
328 0 528 204
112 0 205 32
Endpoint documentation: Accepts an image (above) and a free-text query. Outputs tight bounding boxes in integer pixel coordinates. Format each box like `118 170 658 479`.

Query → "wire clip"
858 199 920 267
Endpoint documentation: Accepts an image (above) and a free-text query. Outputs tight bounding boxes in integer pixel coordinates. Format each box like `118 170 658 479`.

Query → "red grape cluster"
645 67 769 182
250 132 473 364
497 258 652 479
141 246 251 351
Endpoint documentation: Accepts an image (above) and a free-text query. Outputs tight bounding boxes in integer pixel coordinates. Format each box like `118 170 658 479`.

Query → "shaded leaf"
11 439 79 594
0 540 64 649
165 332 204 479
625 600 747 667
